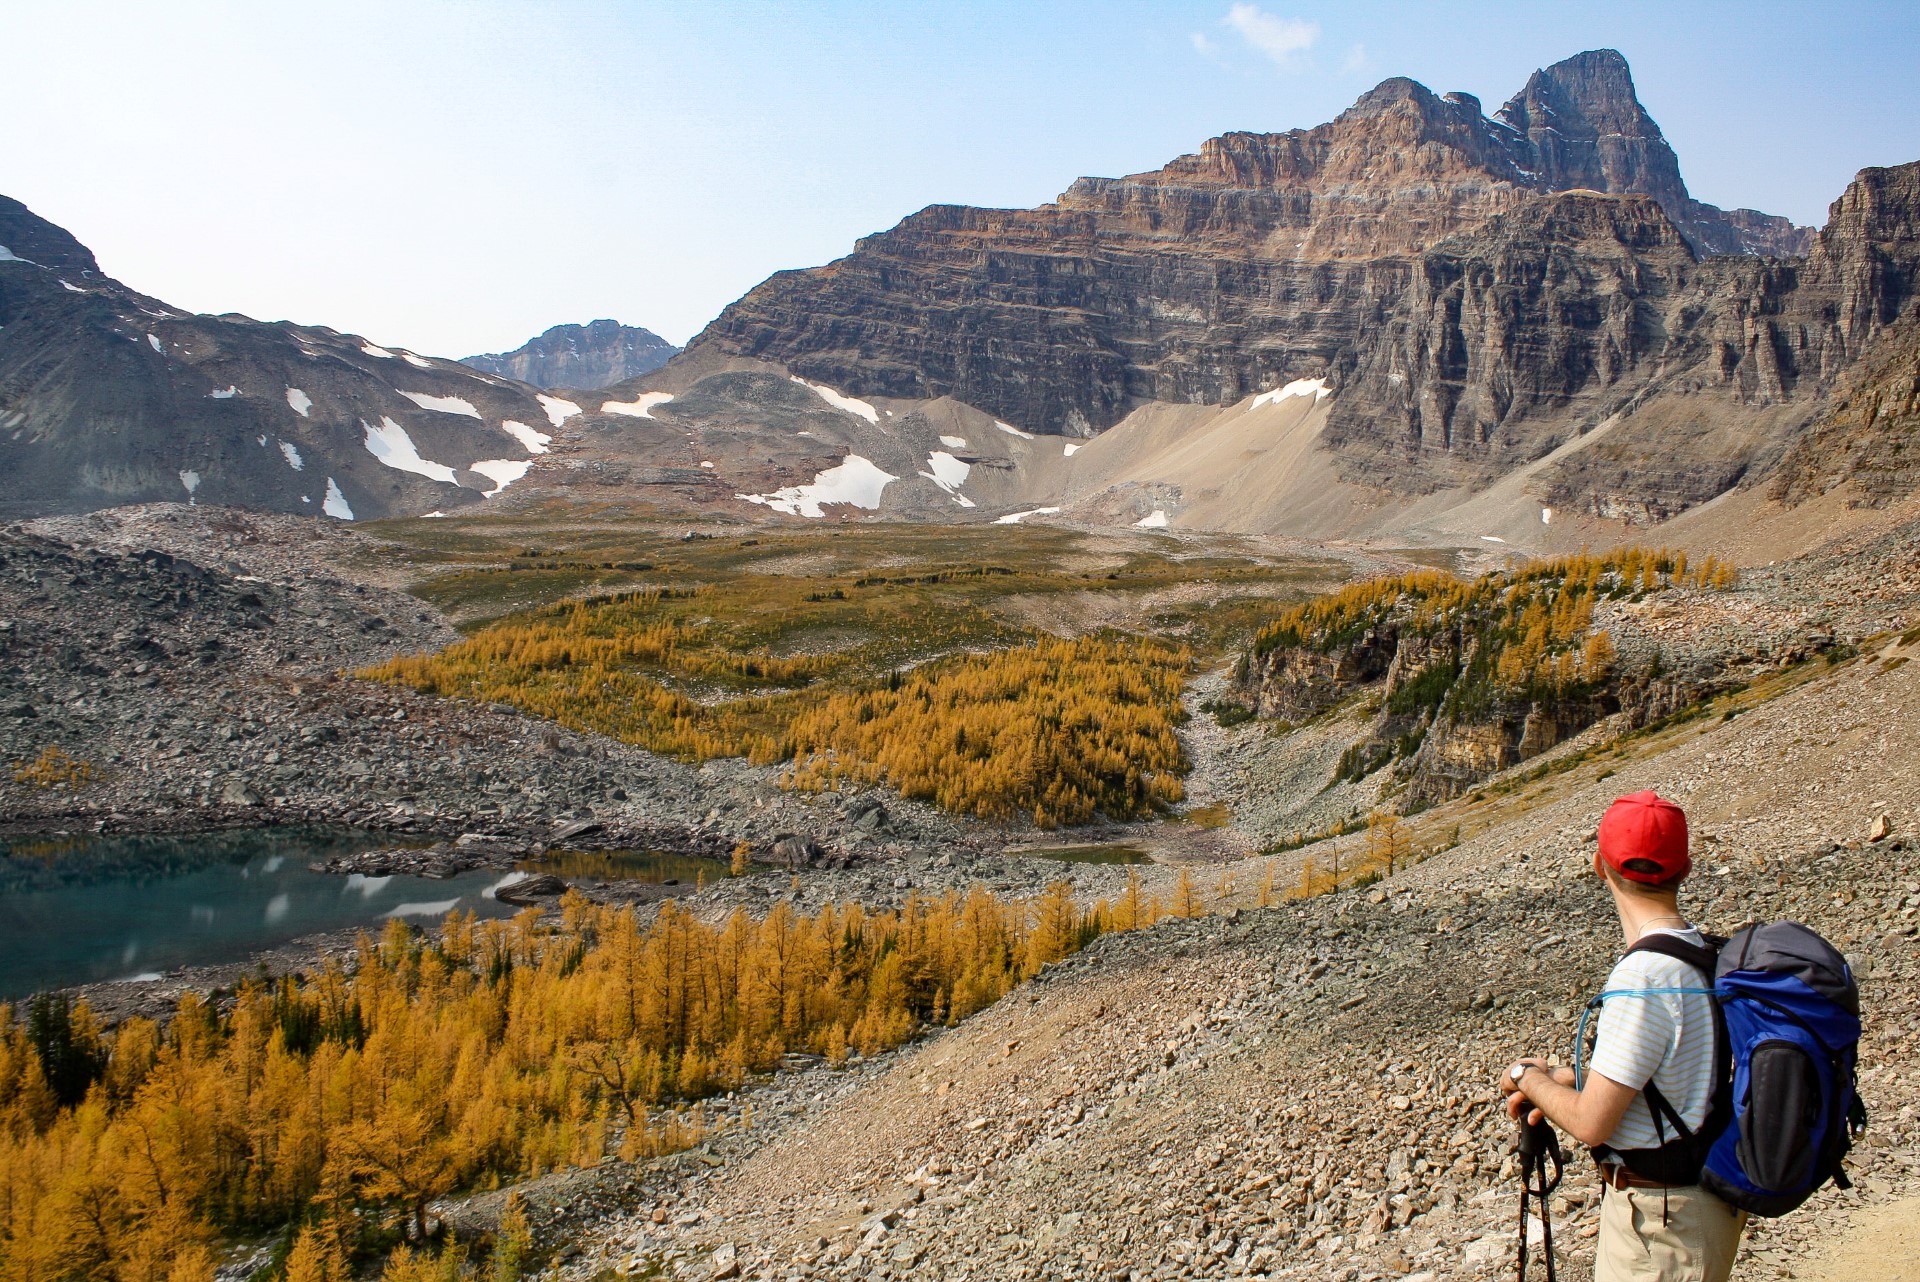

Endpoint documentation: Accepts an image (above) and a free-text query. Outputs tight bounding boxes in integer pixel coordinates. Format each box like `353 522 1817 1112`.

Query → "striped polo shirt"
1587 926 1719 1151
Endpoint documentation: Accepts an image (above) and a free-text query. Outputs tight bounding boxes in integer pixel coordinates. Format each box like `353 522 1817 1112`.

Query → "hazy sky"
5 1 1916 356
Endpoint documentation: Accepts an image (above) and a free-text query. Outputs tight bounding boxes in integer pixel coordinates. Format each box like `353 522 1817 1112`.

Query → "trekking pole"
1515 1115 1564 1282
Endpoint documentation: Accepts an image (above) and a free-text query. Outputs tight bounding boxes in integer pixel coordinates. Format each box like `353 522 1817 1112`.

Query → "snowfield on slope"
792 378 880 424
738 455 898 518
601 392 675 419
1250 376 1332 407
400 391 482 418
362 418 458 484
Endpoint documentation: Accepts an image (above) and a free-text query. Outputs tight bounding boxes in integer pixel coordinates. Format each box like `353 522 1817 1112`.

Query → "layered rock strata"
679 51 1917 522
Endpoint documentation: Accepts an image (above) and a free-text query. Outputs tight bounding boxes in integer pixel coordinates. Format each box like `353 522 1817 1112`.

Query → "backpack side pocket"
1738 1039 1823 1193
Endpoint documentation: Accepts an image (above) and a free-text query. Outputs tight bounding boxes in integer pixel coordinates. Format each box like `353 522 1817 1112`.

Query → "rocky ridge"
0 198 565 521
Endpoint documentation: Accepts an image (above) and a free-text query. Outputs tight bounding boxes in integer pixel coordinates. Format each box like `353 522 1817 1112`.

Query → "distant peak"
1499 48 1656 141
1349 76 1441 112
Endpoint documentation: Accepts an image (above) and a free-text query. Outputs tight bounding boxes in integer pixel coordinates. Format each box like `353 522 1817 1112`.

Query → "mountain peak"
0 196 101 274
1499 49 1659 140
462 321 680 391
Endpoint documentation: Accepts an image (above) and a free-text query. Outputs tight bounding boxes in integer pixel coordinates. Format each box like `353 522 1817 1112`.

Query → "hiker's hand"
1500 1058 1548 1095
1501 1059 1549 1125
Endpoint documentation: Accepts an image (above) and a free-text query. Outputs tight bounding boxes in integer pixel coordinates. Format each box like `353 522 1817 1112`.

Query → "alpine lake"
0 828 726 998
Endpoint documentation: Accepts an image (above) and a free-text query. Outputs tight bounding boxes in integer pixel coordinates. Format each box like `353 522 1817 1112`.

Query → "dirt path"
1794 1197 1920 1282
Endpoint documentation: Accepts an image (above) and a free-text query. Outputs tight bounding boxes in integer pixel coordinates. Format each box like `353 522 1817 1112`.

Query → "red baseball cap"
1597 791 1691 883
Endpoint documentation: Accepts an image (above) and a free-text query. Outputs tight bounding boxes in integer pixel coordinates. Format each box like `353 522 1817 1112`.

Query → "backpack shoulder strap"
1622 930 1733 1154
1626 932 1722 974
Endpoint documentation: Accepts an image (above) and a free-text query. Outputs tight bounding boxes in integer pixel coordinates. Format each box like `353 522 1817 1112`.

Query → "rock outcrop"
0 197 561 521
1234 552 1847 809
1771 308 1920 507
462 319 680 391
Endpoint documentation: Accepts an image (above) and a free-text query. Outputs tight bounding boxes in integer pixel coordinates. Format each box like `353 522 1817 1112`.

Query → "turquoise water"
0 829 521 998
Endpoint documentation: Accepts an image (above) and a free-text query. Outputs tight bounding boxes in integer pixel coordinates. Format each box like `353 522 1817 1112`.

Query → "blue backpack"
1583 921 1867 1216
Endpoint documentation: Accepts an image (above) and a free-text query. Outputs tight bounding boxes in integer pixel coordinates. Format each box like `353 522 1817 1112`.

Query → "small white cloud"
1223 4 1319 66
1342 42 1373 75
1190 31 1217 56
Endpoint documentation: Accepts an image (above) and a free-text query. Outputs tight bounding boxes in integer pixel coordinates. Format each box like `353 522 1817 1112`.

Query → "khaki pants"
1595 1183 1748 1282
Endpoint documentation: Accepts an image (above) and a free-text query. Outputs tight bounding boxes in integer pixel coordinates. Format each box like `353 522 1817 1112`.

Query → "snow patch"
285 387 312 417
1251 377 1332 407
737 455 897 518
791 377 880 424
387 899 460 919
537 394 582 427
257 435 268 446
209 385 238 399
147 334 164 354
939 435 969 449
0 244 30 264
322 478 354 519
363 417 459 484
1480 535 1506 543
700 461 714 469
279 441 304 471
484 871 533 900
1135 510 1169 528
422 511 448 518
1541 507 1553 525
359 342 395 359
59 279 84 293
178 470 201 500
601 391 675 418
469 458 532 498
500 420 551 454
301 495 311 505
401 390 481 418
401 352 435 369
994 506 1062 525
918 451 974 506
995 420 1035 440
1063 442 1081 457
344 873 392 899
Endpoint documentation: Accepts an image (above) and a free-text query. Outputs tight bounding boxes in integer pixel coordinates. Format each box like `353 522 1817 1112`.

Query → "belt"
1596 1163 1680 1192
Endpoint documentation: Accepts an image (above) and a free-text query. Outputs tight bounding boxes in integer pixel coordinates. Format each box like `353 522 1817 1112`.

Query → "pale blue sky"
4 1 1916 356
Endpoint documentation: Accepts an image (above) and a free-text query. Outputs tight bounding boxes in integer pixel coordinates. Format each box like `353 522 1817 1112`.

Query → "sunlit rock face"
461 319 680 392
681 52 1918 522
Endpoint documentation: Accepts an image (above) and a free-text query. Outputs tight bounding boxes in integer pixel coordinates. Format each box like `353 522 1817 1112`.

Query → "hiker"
1499 791 1746 1282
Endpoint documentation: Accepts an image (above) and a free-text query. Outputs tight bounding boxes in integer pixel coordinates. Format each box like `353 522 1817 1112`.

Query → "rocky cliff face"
688 52 1818 441
1771 307 1920 507
462 319 680 391
679 52 1920 524
0 198 563 521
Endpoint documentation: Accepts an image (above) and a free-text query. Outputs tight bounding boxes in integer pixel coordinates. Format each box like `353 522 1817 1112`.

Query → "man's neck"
1613 891 1689 946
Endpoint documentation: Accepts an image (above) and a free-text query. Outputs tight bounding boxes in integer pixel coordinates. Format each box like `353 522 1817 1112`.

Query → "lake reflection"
0 829 520 998
1017 844 1153 864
